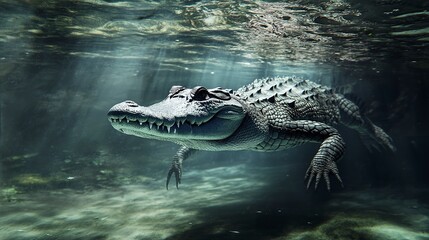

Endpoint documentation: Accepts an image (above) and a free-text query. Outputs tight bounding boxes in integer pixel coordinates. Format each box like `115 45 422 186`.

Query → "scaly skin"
108 77 395 190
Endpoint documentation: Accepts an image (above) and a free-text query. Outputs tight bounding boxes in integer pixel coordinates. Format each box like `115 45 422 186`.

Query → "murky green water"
0 0 428 239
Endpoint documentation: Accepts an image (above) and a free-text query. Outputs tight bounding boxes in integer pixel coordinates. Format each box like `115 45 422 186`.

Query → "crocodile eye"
192 86 209 101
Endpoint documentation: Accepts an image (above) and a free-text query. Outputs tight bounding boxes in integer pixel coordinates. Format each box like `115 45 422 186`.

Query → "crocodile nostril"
125 100 139 107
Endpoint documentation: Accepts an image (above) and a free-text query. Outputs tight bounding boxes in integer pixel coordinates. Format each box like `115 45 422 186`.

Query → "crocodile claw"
305 159 343 191
166 162 182 190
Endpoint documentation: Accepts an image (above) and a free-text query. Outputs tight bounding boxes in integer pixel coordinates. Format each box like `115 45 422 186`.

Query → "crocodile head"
108 86 246 143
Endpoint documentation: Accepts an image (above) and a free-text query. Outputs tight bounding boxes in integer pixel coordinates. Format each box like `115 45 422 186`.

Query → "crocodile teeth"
127 119 130 123
167 126 171 133
139 122 142 125
177 121 180 128
149 122 153 129
174 129 177 134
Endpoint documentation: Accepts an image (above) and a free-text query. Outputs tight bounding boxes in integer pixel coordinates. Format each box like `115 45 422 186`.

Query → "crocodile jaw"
108 100 245 141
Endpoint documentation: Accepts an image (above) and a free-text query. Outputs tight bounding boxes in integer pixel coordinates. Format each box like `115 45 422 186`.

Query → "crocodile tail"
358 117 396 152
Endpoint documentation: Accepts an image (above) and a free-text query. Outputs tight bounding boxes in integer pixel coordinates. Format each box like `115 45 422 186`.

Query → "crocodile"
108 76 395 190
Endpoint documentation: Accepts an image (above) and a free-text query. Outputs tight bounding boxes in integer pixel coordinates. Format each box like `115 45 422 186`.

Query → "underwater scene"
0 0 428 239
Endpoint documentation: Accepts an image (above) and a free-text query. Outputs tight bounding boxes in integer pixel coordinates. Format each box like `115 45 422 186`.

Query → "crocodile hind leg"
337 96 396 152
166 146 196 189
270 120 346 190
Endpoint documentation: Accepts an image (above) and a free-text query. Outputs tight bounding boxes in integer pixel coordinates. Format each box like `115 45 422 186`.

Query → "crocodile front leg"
271 120 346 190
166 146 196 190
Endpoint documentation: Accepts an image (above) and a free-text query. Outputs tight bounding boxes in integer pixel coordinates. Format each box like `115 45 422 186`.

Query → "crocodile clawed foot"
166 162 182 190
305 160 343 191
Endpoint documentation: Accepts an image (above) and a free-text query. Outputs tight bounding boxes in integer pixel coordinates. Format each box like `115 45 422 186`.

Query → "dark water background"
0 0 428 239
